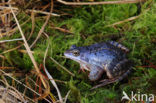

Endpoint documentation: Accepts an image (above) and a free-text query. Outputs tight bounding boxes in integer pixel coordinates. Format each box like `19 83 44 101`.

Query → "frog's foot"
108 41 129 53
91 68 132 90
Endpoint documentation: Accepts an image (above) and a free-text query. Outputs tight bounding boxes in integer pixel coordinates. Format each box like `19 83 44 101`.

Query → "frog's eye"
72 49 80 56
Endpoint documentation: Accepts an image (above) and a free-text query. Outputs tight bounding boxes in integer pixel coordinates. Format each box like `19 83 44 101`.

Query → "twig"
57 0 145 5
50 57 75 77
30 0 54 48
43 32 63 103
106 15 140 27
0 38 23 43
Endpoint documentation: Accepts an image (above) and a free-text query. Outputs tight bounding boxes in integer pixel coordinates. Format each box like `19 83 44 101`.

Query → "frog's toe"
91 78 117 90
108 41 129 53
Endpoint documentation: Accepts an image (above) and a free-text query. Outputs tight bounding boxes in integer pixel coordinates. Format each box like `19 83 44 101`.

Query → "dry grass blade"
27 9 60 16
50 57 75 77
0 67 15 69
0 38 23 43
1 44 23 54
27 9 35 41
106 15 140 27
0 54 5 59
50 26 73 34
106 8 150 27
0 85 27 102
43 32 63 103
0 2 14 5
64 90 71 103
57 0 145 5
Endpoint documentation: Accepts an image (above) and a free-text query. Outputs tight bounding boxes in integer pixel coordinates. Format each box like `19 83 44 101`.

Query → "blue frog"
64 41 132 89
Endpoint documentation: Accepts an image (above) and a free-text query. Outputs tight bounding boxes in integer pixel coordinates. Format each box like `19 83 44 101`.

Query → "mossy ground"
1 0 156 103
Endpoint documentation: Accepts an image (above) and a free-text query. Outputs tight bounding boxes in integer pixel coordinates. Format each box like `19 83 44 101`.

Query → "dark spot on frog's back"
94 52 97 56
85 58 89 62
86 46 89 51
80 53 89 62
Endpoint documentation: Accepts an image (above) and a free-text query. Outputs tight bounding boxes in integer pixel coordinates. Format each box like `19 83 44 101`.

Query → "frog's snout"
64 51 67 56
64 50 76 60
64 50 70 57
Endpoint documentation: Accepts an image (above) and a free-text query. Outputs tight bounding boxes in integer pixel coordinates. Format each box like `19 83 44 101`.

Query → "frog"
64 41 132 89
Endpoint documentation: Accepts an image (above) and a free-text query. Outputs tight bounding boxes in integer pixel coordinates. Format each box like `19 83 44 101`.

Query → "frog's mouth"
64 51 88 65
64 52 81 62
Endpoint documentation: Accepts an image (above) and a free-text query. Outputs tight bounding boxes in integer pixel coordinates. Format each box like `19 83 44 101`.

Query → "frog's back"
82 42 126 68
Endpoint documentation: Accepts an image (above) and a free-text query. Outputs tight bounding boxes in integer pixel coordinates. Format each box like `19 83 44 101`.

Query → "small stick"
57 0 145 5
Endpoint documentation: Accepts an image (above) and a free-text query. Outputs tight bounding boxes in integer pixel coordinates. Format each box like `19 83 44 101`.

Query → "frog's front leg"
78 64 90 73
88 65 104 81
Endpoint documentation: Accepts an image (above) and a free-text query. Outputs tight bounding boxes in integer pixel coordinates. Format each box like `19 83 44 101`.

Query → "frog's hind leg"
112 59 131 75
108 41 129 53
91 59 132 89
91 68 132 90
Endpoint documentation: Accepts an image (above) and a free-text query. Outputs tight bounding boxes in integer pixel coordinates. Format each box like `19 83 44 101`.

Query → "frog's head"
64 45 87 64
